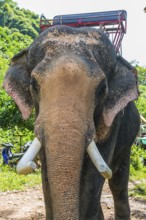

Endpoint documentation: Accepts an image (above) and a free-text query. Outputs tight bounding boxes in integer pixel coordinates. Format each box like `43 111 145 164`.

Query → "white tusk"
87 140 112 179
16 137 42 175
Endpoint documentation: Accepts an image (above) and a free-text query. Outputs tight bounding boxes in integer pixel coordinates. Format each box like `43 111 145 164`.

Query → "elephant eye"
96 80 107 98
30 77 39 93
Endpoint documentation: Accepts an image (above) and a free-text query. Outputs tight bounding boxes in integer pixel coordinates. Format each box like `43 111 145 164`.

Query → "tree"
0 0 40 39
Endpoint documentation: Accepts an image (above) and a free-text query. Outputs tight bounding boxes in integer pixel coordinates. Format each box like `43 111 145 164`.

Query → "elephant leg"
108 150 131 220
80 155 105 220
80 115 122 220
39 146 53 220
108 103 140 220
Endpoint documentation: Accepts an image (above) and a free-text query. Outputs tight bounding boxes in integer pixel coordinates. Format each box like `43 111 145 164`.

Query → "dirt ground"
0 180 145 220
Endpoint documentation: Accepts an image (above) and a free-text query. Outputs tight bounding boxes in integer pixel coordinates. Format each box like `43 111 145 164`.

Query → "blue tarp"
53 10 127 25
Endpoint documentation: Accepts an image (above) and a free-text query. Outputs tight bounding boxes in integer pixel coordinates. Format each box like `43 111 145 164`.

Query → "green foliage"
129 181 146 199
0 0 40 39
130 145 146 171
129 65 146 199
0 26 32 59
135 85 146 118
0 126 34 153
133 66 146 119
130 145 146 199
136 66 146 86
0 164 41 191
0 56 9 74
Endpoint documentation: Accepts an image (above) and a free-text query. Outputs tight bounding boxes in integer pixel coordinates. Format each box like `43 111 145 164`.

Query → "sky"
15 0 146 66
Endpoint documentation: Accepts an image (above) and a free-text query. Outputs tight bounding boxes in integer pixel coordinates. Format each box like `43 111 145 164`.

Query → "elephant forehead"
32 53 105 82
41 31 100 46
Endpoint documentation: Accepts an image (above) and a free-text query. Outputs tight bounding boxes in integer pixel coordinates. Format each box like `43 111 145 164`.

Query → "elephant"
3 25 140 220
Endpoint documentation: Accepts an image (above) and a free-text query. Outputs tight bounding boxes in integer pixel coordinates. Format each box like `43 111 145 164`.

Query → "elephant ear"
3 48 33 119
103 56 139 127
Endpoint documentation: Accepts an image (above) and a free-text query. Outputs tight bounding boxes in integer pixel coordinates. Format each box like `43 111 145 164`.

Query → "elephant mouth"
16 137 112 179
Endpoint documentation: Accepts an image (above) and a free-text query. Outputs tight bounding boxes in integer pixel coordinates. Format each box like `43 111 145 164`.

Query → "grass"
129 163 146 200
0 164 41 192
129 180 146 200
130 165 146 180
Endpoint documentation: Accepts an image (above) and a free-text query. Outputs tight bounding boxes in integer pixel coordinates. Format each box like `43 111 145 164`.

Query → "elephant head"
3 26 139 220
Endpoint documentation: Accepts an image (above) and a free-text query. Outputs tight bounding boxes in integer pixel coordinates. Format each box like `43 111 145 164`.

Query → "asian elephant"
3 25 140 220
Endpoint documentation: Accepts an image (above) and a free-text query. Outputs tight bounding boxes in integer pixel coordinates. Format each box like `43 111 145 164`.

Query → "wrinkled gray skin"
3 26 140 220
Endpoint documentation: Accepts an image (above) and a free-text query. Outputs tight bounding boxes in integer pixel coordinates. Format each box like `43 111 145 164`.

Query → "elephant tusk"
16 137 42 175
87 140 112 179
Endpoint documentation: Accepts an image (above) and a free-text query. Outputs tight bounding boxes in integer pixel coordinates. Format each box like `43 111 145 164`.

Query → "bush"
130 145 146 181
135 85 146 119
130 145 146 170
136 66 146 86
0 126 34 155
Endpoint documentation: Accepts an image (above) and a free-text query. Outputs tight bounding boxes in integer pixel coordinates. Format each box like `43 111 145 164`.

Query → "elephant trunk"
43 107 88 220
34 56 97 219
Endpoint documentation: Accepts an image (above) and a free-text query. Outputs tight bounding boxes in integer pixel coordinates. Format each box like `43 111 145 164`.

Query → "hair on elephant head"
3 26 140 220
